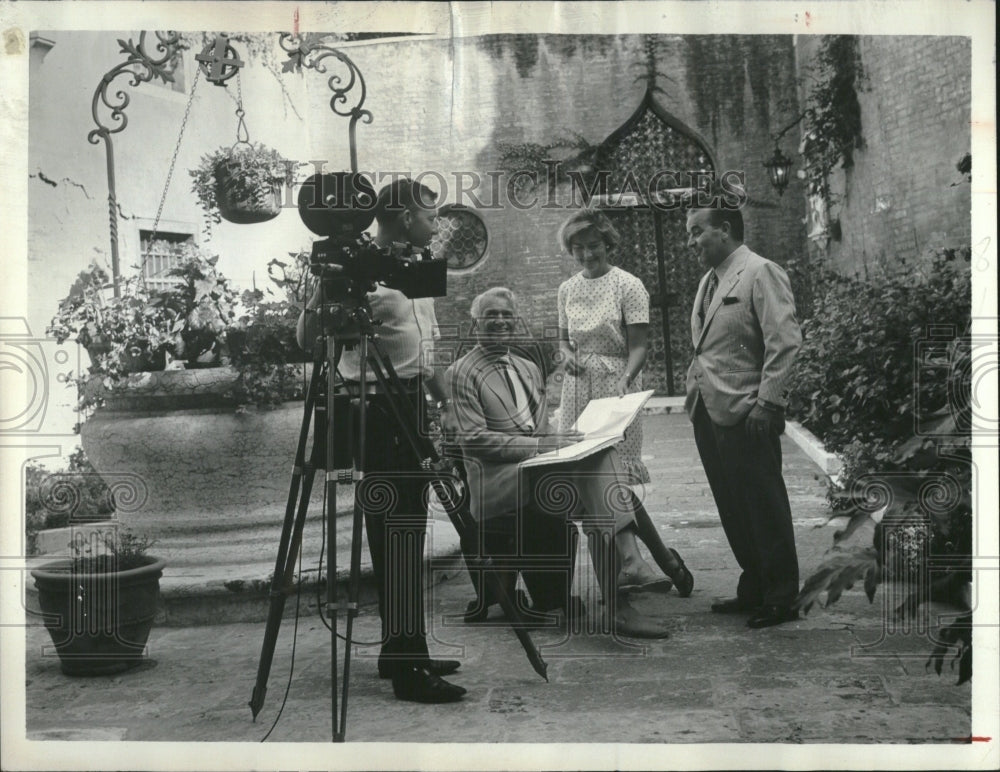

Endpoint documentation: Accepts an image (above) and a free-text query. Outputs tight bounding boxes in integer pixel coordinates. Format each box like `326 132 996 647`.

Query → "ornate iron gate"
594 90 716 395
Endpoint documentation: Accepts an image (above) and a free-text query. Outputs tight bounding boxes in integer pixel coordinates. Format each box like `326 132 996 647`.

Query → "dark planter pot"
122 340 168 373
31 556 166 676
214 161 282 224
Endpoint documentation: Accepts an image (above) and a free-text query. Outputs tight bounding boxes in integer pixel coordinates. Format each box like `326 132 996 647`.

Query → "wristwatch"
436 398 452 410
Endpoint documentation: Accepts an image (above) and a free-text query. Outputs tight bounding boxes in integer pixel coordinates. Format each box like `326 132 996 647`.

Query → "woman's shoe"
667 548 694 598
617 564 673 593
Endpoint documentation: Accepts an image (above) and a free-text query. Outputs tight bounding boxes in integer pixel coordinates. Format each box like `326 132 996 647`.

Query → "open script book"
520 390 654 468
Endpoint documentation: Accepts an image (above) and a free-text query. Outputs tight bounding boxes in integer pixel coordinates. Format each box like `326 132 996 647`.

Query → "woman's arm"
558 327 585 376
616 323 649 396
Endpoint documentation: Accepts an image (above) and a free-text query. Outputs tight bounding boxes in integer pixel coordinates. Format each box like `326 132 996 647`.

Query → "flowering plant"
48 244 238 399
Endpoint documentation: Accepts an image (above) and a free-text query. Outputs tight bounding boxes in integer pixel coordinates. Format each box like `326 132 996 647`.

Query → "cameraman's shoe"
391 667 466 704
378 658 460 679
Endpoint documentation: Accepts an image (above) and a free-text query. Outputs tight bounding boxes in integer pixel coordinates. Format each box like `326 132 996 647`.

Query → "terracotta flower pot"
31 556 165 676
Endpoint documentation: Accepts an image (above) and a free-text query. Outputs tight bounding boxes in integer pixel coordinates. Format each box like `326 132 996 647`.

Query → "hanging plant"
189 141 301 226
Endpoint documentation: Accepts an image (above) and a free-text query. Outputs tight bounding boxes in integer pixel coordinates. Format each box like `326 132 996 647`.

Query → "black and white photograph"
1 1 996 770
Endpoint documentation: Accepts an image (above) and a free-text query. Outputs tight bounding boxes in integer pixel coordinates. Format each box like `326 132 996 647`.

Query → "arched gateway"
588 88 717 395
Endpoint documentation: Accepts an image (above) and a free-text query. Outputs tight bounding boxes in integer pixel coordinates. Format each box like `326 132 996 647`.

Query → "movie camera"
297 172 447 302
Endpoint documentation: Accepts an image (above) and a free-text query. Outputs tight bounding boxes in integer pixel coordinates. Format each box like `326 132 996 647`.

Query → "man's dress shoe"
746 605 799 629
379 658 461 679
391 667 466 703
710 597 760 614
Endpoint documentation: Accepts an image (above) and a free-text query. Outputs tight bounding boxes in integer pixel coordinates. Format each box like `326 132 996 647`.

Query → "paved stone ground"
21 413 972 745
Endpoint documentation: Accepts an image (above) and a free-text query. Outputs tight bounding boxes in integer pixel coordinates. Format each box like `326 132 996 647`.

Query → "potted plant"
31 527 165 675
189 141 300 226
50 250 320 523
48 244 240 407
226 252 312 407
146 242 240 368
46 262 117 364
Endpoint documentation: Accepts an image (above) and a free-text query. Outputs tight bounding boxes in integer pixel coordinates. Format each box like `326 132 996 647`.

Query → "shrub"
792 245 973 682
788 246 971 454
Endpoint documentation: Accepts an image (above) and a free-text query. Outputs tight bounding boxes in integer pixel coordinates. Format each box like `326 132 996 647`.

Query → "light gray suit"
447 345 634 533
684 243 802 608
685 244 801 425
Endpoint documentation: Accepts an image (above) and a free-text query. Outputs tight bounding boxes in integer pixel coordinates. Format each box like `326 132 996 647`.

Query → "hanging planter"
190 141 299 226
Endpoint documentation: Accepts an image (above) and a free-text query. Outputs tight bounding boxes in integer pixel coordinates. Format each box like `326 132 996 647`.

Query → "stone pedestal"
79 367 325 537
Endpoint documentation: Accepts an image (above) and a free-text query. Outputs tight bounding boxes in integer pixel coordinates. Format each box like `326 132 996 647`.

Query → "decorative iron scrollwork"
88 31 182 144
279 33 373 171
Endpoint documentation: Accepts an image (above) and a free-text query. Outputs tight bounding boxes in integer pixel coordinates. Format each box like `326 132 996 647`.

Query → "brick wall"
795 36 972 275
352 34 808 388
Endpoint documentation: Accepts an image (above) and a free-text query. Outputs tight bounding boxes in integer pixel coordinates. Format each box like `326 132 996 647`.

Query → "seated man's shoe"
378 658 461 680
710 597 760 614
747 605 799 629
391 668 466 704
612 605 671 639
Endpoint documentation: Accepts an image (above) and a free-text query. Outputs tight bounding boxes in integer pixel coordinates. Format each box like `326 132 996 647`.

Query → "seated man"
446 287 671 638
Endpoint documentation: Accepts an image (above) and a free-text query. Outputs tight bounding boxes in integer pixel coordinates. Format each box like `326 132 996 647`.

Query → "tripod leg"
327 336 345 742
249 362 324 720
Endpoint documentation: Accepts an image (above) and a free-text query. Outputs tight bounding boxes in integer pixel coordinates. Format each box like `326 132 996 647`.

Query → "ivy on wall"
798 35 867 201
495 133 601 195
479 34 615 78
682 36 798 149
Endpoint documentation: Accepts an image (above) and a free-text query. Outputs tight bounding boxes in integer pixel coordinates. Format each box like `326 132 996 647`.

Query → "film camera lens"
297 172 377 240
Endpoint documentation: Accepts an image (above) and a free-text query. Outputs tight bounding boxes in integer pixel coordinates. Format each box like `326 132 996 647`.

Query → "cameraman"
296 178 465 704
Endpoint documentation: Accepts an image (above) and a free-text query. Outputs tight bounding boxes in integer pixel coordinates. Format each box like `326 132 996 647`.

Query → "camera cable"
258 526 304 742
315 469 381 646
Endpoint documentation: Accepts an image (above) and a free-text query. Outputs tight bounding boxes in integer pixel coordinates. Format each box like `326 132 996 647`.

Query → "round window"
431 205 488 270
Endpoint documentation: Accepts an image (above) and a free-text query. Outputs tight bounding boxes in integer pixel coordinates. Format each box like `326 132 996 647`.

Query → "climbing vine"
798 35 867 200
496 132 601 196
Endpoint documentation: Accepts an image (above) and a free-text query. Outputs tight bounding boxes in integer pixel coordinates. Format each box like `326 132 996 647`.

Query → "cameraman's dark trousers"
351 384 431 676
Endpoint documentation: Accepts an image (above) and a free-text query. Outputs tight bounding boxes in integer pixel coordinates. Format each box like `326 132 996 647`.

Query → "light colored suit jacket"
447 345 548 522
684 244 802 426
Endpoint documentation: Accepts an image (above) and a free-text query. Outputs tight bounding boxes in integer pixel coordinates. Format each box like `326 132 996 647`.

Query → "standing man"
297 178 465 702
684 196 802 629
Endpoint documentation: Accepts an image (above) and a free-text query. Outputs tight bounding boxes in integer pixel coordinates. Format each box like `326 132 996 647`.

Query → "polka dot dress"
557 266 651 484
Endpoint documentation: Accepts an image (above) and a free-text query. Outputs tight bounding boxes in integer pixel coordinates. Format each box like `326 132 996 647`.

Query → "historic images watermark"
284 163 748 212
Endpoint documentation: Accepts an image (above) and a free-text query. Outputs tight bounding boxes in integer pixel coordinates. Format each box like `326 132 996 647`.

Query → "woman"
556 209 693 596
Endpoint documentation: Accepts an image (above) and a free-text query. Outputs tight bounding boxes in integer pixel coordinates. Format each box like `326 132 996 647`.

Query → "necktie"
700 271 719 322
496 356 536 430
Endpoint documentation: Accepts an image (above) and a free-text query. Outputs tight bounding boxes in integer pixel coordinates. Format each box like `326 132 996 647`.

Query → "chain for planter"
142 65 203 286
234 69 251 146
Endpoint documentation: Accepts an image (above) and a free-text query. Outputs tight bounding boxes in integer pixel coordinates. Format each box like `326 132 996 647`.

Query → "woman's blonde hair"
557 209 621 253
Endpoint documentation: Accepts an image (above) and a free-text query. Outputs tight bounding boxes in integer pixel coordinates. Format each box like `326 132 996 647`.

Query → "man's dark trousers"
463 505 575 614
353 391 430 672
692 396 798 607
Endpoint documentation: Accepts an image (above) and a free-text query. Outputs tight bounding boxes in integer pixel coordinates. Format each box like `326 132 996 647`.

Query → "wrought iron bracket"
279 33 373 173
88 31 183 296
